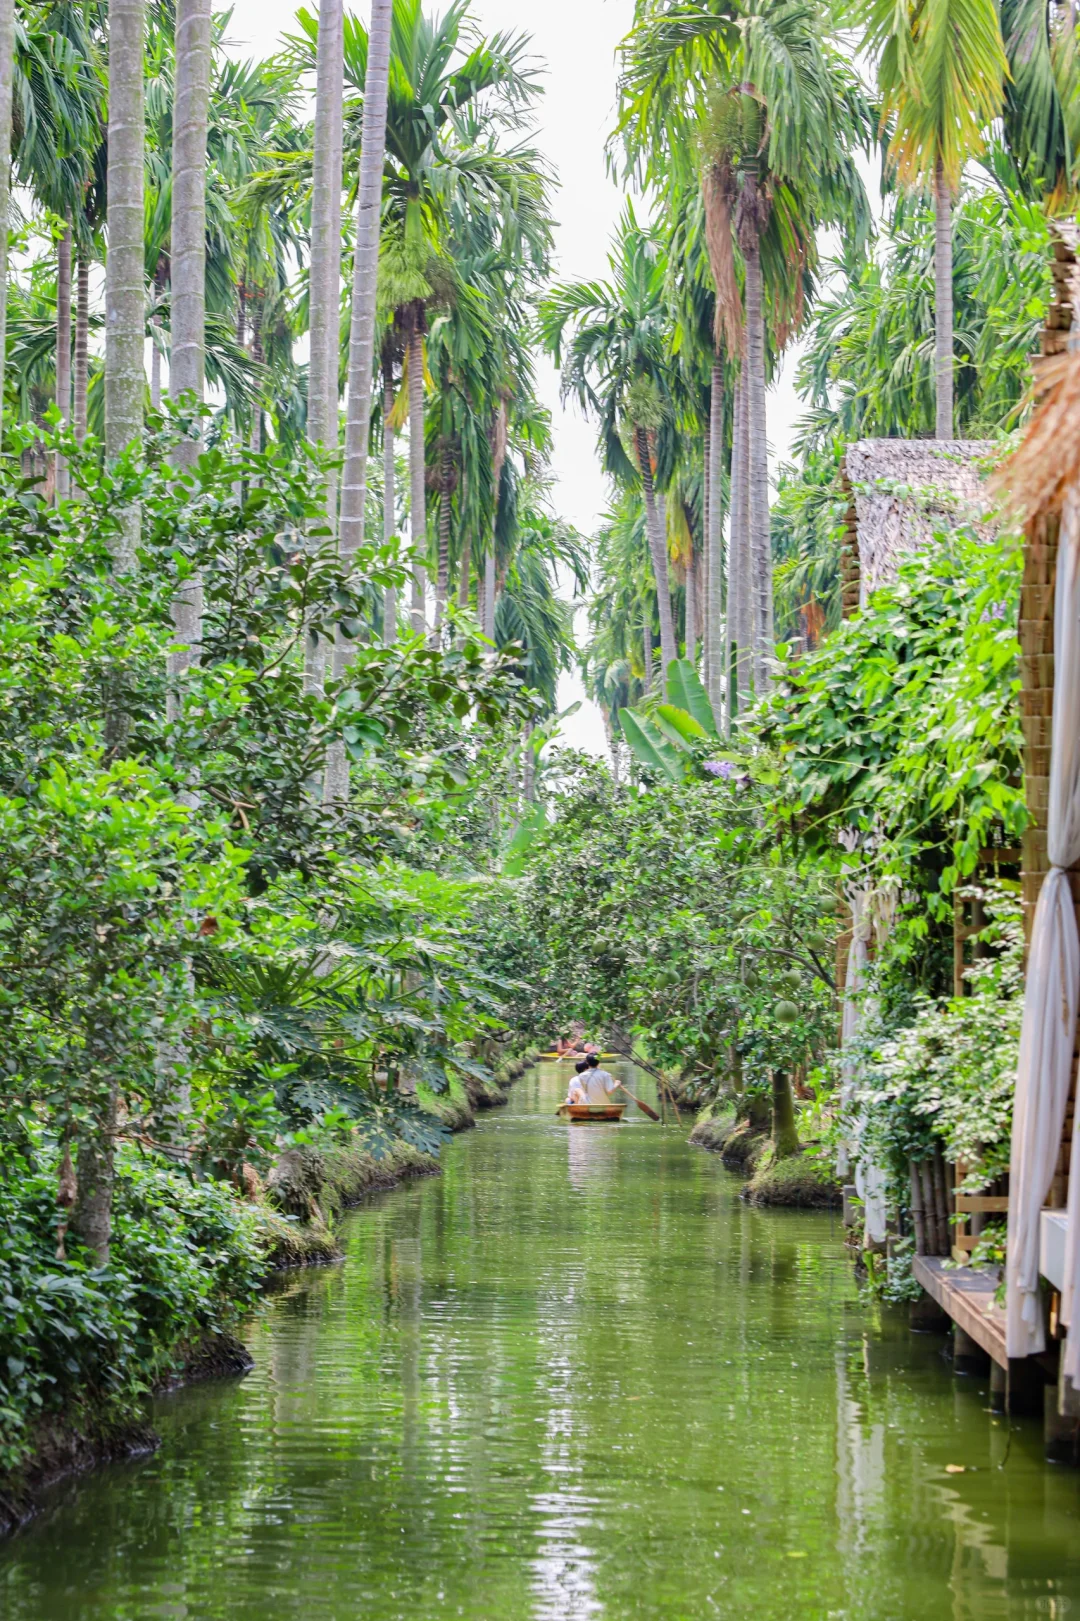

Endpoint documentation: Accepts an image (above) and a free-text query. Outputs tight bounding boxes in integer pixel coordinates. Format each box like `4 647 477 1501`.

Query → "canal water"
4 1060 1080 1619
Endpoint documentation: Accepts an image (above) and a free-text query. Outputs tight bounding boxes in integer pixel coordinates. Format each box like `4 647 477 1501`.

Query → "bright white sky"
223 0 811 754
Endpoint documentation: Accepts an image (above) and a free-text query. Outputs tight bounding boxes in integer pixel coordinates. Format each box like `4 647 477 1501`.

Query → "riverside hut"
986 222 1080 1434
836 437 1006 1260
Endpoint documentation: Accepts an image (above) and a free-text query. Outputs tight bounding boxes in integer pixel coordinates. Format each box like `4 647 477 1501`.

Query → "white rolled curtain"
1006 488 1080 1362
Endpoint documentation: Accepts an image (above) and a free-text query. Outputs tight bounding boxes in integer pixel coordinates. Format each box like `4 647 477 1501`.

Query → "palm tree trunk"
0 0 15 445
685 543 696 662
382 368 397 643
306 0 343 711
483 549 495 638
327 0 387 801
407 324 427 633
707 353 725 722
338 0 391 569
485 398 508 640
308 0 342 484
74 255 89 446
642 605 654 691
104 0 146 570
634 424 676 675
934 159 954 440
743 234 772 695
728 367 750 713
702 406 711 683
168 0 211 720
435 445 451 631
55 222 72 502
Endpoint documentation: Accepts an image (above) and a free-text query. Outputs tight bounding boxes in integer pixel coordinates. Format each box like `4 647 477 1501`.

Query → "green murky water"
4 1061 1080 1619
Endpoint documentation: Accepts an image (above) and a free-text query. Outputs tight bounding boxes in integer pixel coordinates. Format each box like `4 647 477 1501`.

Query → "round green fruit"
805 930 829 953
781 967 802 991
775 999 799 1025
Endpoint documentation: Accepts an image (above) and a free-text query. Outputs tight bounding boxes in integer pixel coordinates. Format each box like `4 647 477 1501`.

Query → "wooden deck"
913 1255 1008 1368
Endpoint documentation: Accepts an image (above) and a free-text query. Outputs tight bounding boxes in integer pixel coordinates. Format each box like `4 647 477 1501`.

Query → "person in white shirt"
582 1053 625 1105
565 1058 590 1105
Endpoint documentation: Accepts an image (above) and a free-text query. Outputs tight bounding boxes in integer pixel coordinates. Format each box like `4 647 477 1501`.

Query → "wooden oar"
616 1086 660 1122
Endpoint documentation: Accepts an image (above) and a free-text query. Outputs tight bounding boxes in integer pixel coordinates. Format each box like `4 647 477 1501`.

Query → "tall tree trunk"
702 405 711 685
642 605 654 690
382 368 397 643
0 0 15 444
771 1068 799 1159
482 550 495 639
434 446 451 631
104 0 146 570
327 0 388 800
484 398 508 640
73 255 89 446
305 0 343 703
325 2 343 485
727 367 749 716
169 0 211 719
684 544 696 662
407 324 427 633
743 234 772 695
634 424 676 675
308 0 342 482
55 222 72 501
72 1066 118 1266
934 159 954 440
338 0 391 568
707 353 725 722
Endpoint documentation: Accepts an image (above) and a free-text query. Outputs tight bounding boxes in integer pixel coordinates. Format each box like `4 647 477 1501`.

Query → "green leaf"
654 704 708 751
502 804 546 877
619 710 686 783
665 659 717 736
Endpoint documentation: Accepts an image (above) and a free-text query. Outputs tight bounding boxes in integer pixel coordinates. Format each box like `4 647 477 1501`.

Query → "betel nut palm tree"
324 0 391 805
864 0 1006 437
617 0 870 696
541 209 679 676
168 0 213 714
341 0 540 636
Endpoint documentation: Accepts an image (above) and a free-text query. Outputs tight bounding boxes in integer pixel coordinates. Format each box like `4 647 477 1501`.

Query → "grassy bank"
689 1104 841 1209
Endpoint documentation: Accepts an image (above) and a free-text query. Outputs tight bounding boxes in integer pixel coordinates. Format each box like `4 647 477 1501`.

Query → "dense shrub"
0 1148 263 1473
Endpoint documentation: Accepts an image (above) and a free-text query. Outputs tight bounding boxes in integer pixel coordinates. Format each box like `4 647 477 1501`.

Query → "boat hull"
557 1104 627 1122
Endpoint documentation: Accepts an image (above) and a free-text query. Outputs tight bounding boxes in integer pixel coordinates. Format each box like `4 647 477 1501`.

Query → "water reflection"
4 1062 1080 1620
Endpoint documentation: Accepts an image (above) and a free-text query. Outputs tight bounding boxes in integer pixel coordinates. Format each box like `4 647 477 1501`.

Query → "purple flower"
704 759 737 779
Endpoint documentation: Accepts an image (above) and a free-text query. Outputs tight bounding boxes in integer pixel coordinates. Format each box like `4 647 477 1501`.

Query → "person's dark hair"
575 1058 589 1073
586 1053 600 1068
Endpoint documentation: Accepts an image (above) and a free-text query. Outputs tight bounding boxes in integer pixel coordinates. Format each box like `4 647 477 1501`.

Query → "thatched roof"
840 439 998 612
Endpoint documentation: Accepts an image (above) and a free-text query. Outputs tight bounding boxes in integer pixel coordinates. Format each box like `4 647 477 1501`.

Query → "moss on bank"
744 1153 842 1209
689 1104 841 1208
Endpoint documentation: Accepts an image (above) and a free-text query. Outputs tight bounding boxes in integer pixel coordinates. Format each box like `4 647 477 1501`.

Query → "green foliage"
795 184 1051 449
850 889 1023 1193
472 757 837 1095
0 1147 264 1473
763 523 1024 916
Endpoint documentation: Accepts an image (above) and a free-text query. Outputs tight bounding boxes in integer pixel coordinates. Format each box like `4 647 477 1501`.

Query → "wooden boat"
556 1103 627 1122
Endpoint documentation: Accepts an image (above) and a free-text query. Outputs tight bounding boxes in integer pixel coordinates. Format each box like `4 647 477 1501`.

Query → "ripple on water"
4 1064 1080 1618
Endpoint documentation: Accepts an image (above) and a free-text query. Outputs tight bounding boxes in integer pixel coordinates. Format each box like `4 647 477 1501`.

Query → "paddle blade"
635 1099 661 1121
